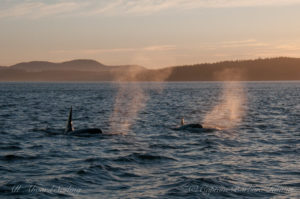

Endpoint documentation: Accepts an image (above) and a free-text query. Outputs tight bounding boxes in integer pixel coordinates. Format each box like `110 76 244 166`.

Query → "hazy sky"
1 0 300 68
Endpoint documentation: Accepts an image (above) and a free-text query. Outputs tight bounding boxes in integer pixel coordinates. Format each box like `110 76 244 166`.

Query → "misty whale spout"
65 107 102 135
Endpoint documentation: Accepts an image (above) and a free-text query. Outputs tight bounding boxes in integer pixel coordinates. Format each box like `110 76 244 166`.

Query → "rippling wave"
0 82 299 198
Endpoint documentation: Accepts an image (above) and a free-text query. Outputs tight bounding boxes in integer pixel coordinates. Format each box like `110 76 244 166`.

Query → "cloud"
51 45 176 54
143 45 176 51
213 39 300 60
1 0 300 19
275 44 300 51
220 39 269 48
0 1 84 19
91 0 300 15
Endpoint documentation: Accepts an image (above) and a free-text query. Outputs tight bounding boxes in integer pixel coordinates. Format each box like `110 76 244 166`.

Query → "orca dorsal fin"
65 106 74 133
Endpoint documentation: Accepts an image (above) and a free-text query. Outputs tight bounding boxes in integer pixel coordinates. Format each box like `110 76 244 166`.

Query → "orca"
65 107 102 135
173 118 203 131
180 118 203 129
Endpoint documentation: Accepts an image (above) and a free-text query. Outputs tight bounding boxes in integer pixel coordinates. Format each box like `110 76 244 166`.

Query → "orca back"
72 128 102 135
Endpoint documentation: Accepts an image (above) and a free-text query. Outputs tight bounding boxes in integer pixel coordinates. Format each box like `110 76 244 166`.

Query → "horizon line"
1 56 299 70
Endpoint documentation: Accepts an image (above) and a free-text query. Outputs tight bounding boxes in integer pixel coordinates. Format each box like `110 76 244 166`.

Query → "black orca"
65 107 102 135
179 123 203 129
173 118 203 131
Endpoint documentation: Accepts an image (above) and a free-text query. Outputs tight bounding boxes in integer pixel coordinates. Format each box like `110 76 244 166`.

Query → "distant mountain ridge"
8 59 144 72
0 57 300 81
164 57 300 81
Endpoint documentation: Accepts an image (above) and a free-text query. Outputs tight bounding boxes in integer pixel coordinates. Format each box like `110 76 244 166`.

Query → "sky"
1 0 300 68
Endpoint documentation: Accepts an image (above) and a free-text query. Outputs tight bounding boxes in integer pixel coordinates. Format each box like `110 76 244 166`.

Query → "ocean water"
0 82 299 198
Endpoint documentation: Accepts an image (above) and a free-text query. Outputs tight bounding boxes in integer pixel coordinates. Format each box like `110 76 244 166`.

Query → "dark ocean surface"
0 82 299 198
